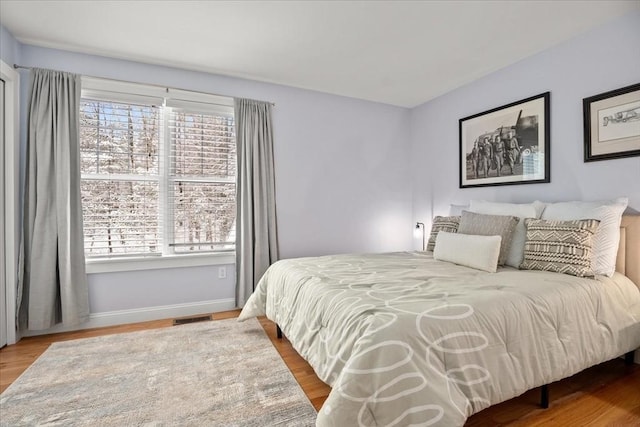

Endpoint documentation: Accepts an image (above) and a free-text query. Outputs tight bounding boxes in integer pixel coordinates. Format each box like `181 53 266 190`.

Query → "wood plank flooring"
1 311 638 426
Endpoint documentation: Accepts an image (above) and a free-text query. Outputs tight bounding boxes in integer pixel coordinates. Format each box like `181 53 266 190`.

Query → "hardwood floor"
1 312 638 426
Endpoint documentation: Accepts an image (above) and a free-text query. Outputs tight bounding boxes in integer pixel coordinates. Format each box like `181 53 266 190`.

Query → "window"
168 108 236 254
79 78 236 264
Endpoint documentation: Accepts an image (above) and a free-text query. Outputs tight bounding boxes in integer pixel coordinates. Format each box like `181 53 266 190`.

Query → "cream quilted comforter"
238 252 640 426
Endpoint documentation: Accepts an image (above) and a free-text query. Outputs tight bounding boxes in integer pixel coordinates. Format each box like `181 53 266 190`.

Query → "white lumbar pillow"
433 231 502 273
469 200 546 269
541 197 628 277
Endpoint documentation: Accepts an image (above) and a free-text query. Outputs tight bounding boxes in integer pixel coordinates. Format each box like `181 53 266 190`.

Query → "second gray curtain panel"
18 68 89 331
234 98 279 307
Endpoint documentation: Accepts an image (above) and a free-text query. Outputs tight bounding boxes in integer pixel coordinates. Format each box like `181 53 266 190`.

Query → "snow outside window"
79 80 236 262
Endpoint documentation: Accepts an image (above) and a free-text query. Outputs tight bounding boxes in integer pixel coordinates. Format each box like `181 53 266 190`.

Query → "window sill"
85 253 235 274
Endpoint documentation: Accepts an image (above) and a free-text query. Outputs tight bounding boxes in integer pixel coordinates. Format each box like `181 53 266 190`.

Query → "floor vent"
173 315 212 326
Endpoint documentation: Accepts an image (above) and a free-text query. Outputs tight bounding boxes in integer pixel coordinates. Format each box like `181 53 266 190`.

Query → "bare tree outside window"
170 111 236 253
79 98 236 258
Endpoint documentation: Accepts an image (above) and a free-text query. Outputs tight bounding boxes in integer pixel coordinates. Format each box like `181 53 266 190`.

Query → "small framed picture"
459 92 550 189
583 83 640 162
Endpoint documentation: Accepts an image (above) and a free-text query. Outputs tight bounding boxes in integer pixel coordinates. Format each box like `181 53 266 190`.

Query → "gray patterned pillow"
427 216 460 251
520 218 600 277
457 211 519 266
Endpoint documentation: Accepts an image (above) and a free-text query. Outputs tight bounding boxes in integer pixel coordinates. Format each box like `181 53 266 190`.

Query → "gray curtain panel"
17 68 89 331
235 98 279 307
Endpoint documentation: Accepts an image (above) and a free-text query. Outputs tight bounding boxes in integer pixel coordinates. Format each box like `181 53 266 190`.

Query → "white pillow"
433 231 502 273
469 200 546 268
541 197 628 277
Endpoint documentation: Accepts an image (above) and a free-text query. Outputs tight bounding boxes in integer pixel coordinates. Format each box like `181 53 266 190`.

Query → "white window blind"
80 99 161 257
79 79 236 260
168 110 236 253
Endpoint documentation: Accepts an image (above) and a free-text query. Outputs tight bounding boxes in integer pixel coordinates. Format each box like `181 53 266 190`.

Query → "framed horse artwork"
459 92 550 188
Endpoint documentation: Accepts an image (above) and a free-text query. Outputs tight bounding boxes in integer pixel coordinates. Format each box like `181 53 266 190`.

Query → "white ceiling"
1 1 638 107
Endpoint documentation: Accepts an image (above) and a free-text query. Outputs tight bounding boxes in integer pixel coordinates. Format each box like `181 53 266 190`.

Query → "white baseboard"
22 298 236 337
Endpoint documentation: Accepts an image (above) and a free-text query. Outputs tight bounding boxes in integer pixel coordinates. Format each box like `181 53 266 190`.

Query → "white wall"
11 42 413 321
0 25 19 65
410 11 640 238
88 266 235 312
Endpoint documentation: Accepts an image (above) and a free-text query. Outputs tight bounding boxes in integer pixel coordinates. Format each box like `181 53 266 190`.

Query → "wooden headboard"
616 215 640 288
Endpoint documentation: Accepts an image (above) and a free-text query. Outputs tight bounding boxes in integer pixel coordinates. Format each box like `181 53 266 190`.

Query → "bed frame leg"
276 325 283 339
625 351 634 366
540 384 549 409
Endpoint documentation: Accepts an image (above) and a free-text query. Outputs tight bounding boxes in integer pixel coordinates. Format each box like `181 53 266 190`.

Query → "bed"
239 215 640 426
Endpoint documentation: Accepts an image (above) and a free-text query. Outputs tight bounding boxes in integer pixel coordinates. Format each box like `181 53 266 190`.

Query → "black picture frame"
583 83 640 162
459 92 550 189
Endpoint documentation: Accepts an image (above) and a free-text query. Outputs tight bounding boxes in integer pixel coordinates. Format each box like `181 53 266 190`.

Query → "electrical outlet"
218 266 227 279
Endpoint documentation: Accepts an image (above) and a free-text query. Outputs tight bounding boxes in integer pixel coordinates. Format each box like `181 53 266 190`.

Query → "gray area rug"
0 318 317 426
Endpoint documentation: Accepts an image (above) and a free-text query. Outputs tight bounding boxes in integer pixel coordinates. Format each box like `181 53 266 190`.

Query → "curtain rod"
13 64 275 106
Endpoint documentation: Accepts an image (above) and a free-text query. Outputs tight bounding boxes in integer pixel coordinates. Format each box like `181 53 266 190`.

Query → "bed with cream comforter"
239 251 640 426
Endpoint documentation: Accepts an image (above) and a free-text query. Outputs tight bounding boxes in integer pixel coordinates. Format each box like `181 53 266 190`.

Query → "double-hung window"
79 78 236 271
